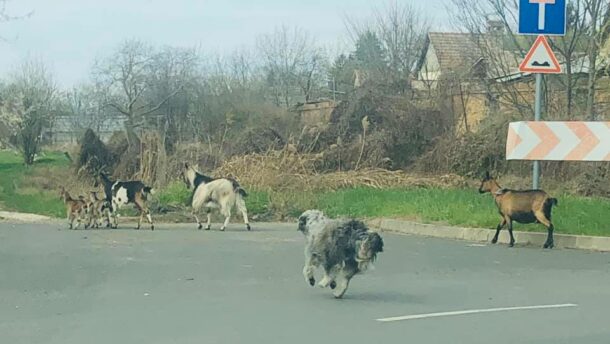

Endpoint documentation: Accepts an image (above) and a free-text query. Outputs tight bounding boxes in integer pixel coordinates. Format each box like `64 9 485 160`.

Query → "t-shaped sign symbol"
530 0 556 30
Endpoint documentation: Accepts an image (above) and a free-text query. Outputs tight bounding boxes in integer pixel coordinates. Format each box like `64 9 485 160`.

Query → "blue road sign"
519 0 566 36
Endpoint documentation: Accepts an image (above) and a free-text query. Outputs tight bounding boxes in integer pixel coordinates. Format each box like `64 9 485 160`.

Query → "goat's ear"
484 171 490 179
184 162 190 169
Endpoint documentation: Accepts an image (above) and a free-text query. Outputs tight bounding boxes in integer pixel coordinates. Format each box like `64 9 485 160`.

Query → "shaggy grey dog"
298 209 384 298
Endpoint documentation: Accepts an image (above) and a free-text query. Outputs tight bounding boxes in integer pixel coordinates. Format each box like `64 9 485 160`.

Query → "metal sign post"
518 0 566 189
518 35 560 188
532 73 542 189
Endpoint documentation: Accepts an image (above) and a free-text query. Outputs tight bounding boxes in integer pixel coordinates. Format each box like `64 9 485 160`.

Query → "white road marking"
376 303 578 322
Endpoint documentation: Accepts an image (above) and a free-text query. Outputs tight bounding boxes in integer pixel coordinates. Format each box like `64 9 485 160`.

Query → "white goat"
181 163 251 231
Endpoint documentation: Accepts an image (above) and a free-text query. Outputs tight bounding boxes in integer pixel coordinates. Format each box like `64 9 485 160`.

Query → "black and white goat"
99 173 156 230
181 163 250 231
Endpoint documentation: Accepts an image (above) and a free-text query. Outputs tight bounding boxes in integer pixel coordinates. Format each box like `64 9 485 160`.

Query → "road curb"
0 211 53 223
367 218 610 252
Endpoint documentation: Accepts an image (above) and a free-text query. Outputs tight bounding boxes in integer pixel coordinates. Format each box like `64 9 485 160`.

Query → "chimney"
486 15 505 34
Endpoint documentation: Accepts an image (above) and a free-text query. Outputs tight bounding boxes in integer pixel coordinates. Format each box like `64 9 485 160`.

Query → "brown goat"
87 191 109 229
478 172 558 248
59 187 89 230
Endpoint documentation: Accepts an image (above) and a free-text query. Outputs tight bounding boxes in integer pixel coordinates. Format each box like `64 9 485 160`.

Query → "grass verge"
312 188 610 237
1 150 608 236
0 151 69 217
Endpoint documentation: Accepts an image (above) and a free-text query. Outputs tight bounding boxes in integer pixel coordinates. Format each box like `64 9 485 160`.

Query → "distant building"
413 30 610 133
292 99 337 128
44 115 126 144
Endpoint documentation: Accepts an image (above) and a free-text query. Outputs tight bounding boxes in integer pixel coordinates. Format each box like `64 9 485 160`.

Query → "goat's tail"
543 197 558 219
236 187 248 198
229 179 247 198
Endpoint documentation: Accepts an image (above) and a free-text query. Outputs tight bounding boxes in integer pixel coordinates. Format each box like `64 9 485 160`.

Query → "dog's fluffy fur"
298 209 384 298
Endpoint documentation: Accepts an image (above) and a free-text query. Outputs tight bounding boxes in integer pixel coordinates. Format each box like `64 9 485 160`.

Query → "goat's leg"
535 212 554 249
135 203 143 230
84 209 91 229
491 218 507 244
135 199 154 231
110 203 119 229
66 208 72 229
205 209 212 230
142 204 155 231
192 203 202 230
543 224 555 249
236 197 251 231
74 213 82 230
220 208 231 231
145 209 154 231
105 207 112 228
193 213 202 230
507 219 515 247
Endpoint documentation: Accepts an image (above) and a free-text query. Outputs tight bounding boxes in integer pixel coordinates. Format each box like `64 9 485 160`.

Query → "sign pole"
532 73 542 189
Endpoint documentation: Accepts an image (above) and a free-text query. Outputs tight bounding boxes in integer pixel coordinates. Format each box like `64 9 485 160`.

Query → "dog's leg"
318 264 338 288
303 251 317 286
332 272 351 299
333 260 359 298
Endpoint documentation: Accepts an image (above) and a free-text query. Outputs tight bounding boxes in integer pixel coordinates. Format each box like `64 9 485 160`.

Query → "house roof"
415 30 610 83
426 32 483 72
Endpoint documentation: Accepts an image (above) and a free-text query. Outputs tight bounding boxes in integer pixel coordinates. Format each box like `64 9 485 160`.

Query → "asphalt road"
1 221 610 344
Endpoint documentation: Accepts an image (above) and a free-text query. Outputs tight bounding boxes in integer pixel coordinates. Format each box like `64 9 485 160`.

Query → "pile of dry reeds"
214 149 467 192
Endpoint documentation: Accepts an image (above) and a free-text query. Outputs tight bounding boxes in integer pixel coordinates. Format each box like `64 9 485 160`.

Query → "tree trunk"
124 117 141 153
586 48 597 120
565 59 573 119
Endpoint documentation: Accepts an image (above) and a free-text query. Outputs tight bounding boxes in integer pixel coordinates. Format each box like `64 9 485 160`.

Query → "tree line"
0 0 609 170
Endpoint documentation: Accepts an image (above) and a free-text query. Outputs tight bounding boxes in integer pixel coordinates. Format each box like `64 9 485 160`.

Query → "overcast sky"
0 0 450 87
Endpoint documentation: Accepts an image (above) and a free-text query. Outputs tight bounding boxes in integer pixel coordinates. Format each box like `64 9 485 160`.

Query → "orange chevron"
565 122 600 160
506 125 522 158
525 122 559 159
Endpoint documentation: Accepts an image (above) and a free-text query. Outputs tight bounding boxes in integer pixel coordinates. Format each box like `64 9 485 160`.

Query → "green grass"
310 188 610 237
0 150 69 217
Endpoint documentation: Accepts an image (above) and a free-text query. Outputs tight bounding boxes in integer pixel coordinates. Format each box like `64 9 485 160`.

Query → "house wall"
298 101 337 127
451 76 610 134
418 44 441 82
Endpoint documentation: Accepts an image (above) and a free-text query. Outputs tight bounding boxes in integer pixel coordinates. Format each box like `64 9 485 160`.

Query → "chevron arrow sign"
506 121 610 161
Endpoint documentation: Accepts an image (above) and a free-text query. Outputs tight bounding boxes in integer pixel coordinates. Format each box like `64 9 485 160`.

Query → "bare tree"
63 83 110 134
257 26 326 107
2 59 56 164
147 46 199 151
93 40 184 151
449 0 535 117
550 0 587 119
583 0 610 119
0 0 32 30
345 1 429 92
374 2 429 80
